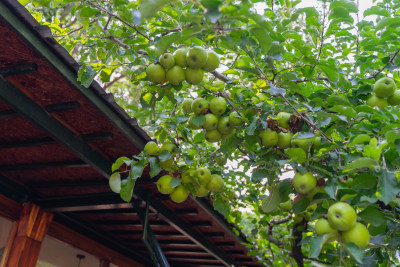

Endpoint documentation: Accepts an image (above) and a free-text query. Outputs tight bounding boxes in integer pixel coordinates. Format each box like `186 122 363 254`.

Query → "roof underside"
0 1 264 266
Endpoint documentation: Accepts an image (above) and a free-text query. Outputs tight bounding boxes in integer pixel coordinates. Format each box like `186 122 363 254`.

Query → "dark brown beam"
0 132 113 149
0 62 37 77
0 160 89 171
174 208 198 215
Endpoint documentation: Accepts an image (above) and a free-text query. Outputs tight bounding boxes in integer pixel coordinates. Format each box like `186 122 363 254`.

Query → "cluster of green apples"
315 202 370 249
182 96 243 143
143 140 178 171
258 112 321 151
155 168 225 203
145 46 220 85
366 77 400 109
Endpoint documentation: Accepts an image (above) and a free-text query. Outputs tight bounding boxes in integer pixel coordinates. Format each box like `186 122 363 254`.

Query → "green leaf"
278 179 293 202
296 7 319 18
159 150 172 162
319 65 339 82
109 172 121 193
376 17 400 30
250 27 272 54
191 115 206 127
120 178 135 202
386 129 400 143
358 206 386 227
79 6 99 17
171 177 181 188
130 160 146 179
378 170 400 204
349 134 371 146
149 157 162 178
245 115 257 135
112 156 132 172
309 235 325 258
292 197 310 214
77 65 98 88
285 148 307 163
342 157 378 172
156 25 203 55
260 186 281 214
363 146 381 161
364 6 390 17
213 195 230 217
138 0 176 23
251 169 269 182
352 173 377 189
175 115 189 124
344 243 364 264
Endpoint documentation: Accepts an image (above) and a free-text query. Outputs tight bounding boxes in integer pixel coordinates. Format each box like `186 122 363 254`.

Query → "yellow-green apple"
291 138 312 152
279 199 292 211
374 77 396 98
259 129 278 147
306 186 326 201
366 95 388 109
218 117 233 135
276 112 291 129
160 142 177 155
185 68 204 85
196 167 211 185
311 136 321 148
195 184 209 197
159 158 173 171
207 174 224 192
173 47 188 67
181 169 193 184
209 97 227 116
166 65 185 85
202 50 220 72
388 90 400 105
229 111 243 126
170 185 189 203
157 175 174 194
146 63 165 83
315 218 338 242
292 172 316 194
144 141 159 155
188 115 202 129
182 98 193 114
206 130 221 143
186 46 208 68
159 53 175 70
191 98 208 115
215 154 227 166
327 202 357 231
203 113 219 130
277 132 292 149
341 222 370 248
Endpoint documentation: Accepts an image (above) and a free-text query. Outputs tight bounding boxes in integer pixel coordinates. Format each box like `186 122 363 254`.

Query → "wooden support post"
99 259 110 267
5 203 54 267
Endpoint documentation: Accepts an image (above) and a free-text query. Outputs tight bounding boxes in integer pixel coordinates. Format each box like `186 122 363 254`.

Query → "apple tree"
23 0 400 265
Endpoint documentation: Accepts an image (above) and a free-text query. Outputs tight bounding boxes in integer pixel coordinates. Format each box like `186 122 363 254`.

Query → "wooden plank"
47 222 145 267
5 203 54 267
99 259 110 267
0 194 22 220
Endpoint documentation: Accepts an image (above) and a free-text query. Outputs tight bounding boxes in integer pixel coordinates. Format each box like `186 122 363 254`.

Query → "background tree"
22 0 400 265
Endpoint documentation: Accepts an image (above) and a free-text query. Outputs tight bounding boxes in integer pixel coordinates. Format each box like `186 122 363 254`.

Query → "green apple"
157 175 174 194
221 129 235 141
195 184 209 197
185 68 204 85
279 199 292 211
160 142 177 155
341 222 370 248
292 214 303 223
202 50 220 72
196 167 212 185
143 141 159 155
307 203 318 213
188 115 202 129
191 98 209 115
327 202 357 231
229 111 243 126
182 98 193 114
209 97 227 116
374 77 396 98
170 185 189 203
173 47 188 67
291 138 312 152
259 129 278 147
159 158 174 171
306 186 326 201
203 113 219 130
388 90 400 105
314 218 338 242
276 112 291 129
181 169 194 184
206 130 222 143
311 136 321 148
146 63 166 83
207 174 224 193
277 132 292 149
159 53 175 70
186 46 208 68
218 117 233 135
366 95 388 109
292 172 316 195
215 154 227 166
166 65 185 85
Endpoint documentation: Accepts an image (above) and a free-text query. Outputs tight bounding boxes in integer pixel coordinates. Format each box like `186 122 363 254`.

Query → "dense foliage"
23 0 400 265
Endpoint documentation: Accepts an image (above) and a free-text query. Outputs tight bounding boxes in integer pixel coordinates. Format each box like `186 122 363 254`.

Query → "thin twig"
211 70 230 83
97 20 131 49
104 74 128 89
85 0 150 40
317 2 327 61
369 50 400 79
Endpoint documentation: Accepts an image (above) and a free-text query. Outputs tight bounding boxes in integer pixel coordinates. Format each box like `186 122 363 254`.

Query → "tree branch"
104 74 128 89
211 70 230 83
369 50 400 79
97 20 131 49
